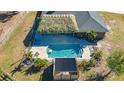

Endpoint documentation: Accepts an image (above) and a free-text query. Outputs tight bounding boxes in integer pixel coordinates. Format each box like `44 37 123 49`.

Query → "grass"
0 12 43 80
101 12 124 50
38 14 79 33
101 12 124 80
0 29 2 35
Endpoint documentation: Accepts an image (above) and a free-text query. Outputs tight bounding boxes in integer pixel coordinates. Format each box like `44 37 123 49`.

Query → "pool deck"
28 45 91 62
29 46 48 59
81 46 91 60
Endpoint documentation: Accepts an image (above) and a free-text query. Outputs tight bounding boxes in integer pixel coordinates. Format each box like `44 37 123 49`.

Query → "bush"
34 58 48 68
24 51 33 59
79 59 97 71
37 17 42 21
91 48 102 61
107 50 124 75
78 60 89 71
86 71 97 80
89 58 97 67
86 30 97 42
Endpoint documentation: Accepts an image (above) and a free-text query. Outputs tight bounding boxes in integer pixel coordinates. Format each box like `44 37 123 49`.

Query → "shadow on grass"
23 28 33 47
10 63 22 76
40 64 53 81
23 11 42 47
24 65 41 75
10 59 22 67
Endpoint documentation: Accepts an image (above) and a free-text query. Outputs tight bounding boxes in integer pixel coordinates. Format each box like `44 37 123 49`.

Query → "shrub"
86 30 97 42
86 71 97 80
34 58 48 68
37 17 42 21
91 48 102 61
78 60 89 71
79 59 97 71
107 50 124 75
89 58 97 67
24 51 33 59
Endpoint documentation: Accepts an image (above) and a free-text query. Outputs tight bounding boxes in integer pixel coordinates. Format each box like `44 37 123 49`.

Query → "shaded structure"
53 58 78 81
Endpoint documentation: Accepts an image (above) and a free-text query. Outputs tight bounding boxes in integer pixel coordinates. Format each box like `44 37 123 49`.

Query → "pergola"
53 58 78 81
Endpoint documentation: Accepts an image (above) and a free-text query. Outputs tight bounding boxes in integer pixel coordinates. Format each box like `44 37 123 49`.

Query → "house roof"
41 11 108 32
54 58 77 72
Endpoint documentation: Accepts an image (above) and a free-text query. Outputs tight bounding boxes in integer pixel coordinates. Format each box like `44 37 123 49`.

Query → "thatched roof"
38 14 79 33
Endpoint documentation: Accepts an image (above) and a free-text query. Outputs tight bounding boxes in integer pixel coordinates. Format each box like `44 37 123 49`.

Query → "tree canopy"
107 50 124 75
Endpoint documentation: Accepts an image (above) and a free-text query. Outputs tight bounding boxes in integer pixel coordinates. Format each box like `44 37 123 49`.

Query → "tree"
107 50 124 75
87 30 97 42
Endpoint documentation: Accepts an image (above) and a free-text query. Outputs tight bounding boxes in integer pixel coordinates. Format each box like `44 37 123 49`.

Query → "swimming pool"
48 44 82 58
33 33 90 58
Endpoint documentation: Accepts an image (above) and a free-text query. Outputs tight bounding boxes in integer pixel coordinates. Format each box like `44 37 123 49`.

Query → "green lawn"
0 12 43 81
102 12 124 50
101 12 124 80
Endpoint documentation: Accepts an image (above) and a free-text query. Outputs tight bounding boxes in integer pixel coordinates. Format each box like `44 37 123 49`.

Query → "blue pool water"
33 33 90 58
48 44 82 58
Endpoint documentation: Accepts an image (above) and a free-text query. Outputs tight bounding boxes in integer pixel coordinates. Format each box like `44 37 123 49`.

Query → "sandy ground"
0 12 28 46
107 11 124 14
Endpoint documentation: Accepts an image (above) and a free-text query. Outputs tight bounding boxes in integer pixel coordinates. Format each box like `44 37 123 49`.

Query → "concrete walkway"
82 46 91 60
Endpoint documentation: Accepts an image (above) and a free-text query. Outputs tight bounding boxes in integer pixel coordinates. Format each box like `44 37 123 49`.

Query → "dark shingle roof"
55 58 77 72
88 11 108 31
41 11 108 32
